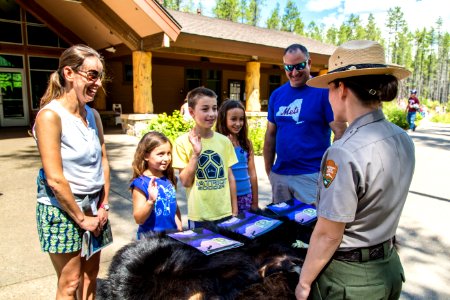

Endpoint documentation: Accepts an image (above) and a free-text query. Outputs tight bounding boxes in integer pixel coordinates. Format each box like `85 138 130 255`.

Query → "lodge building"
0 0 335 128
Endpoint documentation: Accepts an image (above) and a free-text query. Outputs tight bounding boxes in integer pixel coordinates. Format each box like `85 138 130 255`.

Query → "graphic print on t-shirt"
276 98 304 124
155 183 176 216
196 150 226 190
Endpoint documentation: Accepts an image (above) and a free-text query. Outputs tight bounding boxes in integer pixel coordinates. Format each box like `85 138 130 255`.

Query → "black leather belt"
333 238 394 262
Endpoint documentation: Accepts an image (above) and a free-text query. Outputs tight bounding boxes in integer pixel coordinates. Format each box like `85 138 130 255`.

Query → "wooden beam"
80 0 141 51
156 46 281 65
134 0 181 42
0 44 63 57
142 32 170 50
15 0 84 45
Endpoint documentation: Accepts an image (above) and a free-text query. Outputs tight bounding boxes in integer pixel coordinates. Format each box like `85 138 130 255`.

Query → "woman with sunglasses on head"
295 40 415 300
263 43 347 205
33 44 110 299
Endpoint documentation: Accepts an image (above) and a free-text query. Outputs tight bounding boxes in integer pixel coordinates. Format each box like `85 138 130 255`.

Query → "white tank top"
36 100 104 207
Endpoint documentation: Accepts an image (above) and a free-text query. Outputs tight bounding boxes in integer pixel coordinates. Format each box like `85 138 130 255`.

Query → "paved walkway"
0 121 449 299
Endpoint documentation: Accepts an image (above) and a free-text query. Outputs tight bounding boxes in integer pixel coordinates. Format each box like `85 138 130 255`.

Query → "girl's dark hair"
187 87 217 108
40 44 104 108
216 100 252 154
331 74 399 105
131 131 176 187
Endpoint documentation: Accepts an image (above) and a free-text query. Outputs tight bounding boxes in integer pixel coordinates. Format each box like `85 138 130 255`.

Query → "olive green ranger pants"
310 247 405 300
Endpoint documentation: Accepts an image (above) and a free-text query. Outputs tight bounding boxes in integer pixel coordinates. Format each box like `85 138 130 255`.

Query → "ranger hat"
307 40 411 88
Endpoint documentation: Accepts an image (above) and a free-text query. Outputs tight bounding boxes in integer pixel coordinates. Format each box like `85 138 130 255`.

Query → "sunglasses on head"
76 69 104 81
284 60 308 72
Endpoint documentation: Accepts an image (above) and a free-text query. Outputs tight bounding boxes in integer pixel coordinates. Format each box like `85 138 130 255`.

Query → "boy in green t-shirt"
173 87 238 228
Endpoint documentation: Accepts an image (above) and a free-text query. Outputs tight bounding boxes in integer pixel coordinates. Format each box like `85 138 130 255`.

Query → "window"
0 1 22 44
186 69 202 91
26 12 69 48
206 70 221 97
124 64 133 82
0 55 24 68
29 56 59 110
0 4 69 47
268 75 281 97
228 80 245 101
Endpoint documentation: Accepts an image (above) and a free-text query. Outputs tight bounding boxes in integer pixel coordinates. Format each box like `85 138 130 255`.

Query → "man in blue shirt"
263 44 346 204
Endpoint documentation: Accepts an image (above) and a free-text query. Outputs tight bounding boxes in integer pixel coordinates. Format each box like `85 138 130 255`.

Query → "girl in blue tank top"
216 100 259 212
130 131 182 239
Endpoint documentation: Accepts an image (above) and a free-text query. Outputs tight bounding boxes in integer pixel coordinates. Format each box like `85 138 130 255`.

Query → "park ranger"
295 40 415 300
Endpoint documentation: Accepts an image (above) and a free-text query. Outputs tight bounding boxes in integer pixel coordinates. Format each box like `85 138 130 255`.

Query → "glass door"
0 68 28 126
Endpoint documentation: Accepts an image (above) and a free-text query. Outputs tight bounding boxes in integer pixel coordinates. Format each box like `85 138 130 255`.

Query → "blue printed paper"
167 228 243 255
266 199 317 224
217 211 283 239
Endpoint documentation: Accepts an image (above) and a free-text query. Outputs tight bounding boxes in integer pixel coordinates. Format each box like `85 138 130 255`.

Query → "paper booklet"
266 198 317 225
217 211 283 239
81 220 113 260
167 228 243 256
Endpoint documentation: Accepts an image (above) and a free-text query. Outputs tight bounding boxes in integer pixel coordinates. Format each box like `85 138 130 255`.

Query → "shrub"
247 117 267 156
142 110 194 142
249 126 265 156
141 111 267 156
382 101 409 129
431 113 450 124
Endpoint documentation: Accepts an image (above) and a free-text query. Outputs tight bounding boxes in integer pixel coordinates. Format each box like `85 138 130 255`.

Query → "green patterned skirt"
36 203 83 253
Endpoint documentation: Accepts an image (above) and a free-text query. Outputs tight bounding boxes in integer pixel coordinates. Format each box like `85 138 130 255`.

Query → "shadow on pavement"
411 123 450 151
408 190 449 203
397 222 450 300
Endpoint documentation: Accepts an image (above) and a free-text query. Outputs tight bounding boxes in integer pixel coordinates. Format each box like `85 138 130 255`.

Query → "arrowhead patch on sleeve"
323 160 338 188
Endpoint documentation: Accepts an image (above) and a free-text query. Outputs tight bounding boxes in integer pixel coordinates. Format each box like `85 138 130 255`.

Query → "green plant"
382 101 409 129
428 100 440 111
247 117 267 156
248 126 265 156
431 112 450 123
142 110 194 142
142 111 268 156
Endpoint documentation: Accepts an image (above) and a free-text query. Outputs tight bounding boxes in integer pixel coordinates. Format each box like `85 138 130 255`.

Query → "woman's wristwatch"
100 203 110 211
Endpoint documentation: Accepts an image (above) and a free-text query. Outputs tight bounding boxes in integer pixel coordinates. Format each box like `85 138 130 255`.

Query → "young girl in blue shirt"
217 100 259 213
130 131 182 239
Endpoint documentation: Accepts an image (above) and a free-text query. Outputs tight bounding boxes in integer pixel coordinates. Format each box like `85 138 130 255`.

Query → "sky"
192 0 449 35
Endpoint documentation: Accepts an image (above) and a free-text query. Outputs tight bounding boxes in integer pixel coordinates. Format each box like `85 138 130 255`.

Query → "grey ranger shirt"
317 109 415 249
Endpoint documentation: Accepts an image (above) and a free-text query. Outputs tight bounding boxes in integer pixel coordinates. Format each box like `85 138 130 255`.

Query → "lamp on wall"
105 46 116 53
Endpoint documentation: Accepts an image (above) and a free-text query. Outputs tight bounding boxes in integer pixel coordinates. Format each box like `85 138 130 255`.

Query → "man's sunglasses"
76 69 104 81
284 60 308 72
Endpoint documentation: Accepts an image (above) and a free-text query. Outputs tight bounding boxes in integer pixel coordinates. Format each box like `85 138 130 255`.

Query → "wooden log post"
133 51 153 113
245 61 261 112
93 87 106 110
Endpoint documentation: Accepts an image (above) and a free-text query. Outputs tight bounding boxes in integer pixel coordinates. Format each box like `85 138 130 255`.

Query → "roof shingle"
169 10 336 56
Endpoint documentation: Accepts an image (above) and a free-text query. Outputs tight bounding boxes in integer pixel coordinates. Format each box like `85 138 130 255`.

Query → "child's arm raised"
248 145 259 211
132 177 158 225
179 130 202 187
228 168 238 216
